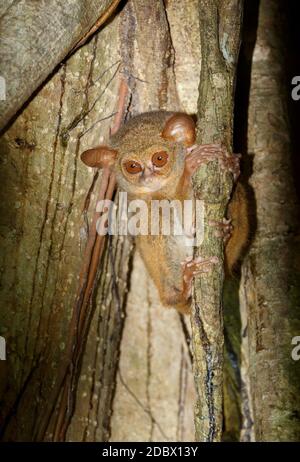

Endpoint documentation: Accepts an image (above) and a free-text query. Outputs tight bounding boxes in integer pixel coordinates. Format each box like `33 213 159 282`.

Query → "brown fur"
225 182 249 273
81 111 249 314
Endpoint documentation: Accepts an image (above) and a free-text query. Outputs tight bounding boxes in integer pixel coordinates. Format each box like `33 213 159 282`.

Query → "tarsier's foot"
209 218 233 245
186 144 241 181
181 255 219 299
218 151 241 182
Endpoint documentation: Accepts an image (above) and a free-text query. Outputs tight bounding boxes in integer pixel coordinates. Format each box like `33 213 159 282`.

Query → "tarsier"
81 112 249 313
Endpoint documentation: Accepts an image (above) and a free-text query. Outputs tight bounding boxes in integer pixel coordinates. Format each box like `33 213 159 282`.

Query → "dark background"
234 0 300 202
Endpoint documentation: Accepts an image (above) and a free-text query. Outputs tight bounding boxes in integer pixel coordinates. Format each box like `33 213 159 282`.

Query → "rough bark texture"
0 8 131 441
0 0 119 131
191 0 243 441
240 0 300 441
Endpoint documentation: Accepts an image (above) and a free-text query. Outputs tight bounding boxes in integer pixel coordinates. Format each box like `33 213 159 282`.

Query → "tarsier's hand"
209 218 233 245
185 144 241 182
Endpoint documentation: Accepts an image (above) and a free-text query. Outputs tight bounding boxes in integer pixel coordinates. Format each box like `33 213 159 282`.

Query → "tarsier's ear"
161 113 196 147
81 146 118 169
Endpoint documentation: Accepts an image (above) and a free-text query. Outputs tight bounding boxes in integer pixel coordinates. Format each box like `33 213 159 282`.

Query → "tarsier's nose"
142 162 154 180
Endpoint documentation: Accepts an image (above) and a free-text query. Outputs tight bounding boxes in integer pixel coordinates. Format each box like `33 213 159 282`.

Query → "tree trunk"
0 3 131 441
240 0 300 441
191 0 243 442
2 0 298 444
0 0 120 131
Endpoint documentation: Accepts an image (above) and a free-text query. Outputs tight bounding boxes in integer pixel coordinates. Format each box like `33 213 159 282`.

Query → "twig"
70 0 122 53
118 368 169 441
63 62 121 136
79 112 117 139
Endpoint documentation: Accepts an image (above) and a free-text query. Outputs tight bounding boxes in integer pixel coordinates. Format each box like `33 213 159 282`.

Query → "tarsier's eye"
152 151 168 168
124 160 143 174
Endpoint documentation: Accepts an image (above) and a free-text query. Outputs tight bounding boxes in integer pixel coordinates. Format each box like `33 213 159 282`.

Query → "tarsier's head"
81 112 196 196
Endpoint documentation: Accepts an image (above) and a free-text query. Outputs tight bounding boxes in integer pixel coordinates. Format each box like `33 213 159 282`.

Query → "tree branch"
191 0 243 442
0 0 118 131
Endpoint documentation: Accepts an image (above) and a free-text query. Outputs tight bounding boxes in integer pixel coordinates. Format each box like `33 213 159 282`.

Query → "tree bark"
191 0 243 442
0 6 130 441
240 0 300 441
0 0 120 131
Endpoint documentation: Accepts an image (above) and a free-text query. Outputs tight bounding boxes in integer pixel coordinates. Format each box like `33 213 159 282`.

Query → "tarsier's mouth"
138 175 168 193
140 166 166 181
142 174 157 183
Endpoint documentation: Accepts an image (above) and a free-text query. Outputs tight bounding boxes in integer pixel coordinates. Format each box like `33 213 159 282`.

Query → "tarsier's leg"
185 144 248 272
155 256 218 315
137 237 191 313
181 255 219 300
139 242 218 314
209 218 233 245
